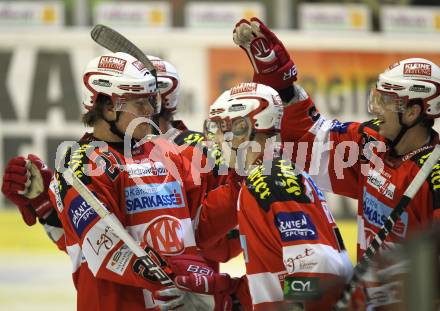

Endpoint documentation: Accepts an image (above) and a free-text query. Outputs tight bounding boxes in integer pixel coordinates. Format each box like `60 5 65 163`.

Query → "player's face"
118 96 156 117
376 109 402 140
205 117 250 148
116 97 155 140
368 89 406 140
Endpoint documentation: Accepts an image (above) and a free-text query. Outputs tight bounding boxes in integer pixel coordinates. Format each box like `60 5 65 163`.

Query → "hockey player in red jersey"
146 56 241 266
175 82 353 310
2 52 242 310
1 54 241 269
233 17 440 310
48 51 215 311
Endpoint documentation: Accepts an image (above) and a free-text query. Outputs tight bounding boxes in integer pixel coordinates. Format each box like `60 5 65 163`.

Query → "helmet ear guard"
147 55 180 113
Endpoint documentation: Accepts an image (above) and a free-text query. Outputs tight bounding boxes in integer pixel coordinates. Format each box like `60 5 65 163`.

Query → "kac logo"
144 215 184 255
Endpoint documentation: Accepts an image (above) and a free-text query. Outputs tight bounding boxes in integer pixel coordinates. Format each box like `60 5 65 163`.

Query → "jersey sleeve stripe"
308 116 334 192
81 218 122 276
66 243 83 273
282 243 352 280
247 271 285 305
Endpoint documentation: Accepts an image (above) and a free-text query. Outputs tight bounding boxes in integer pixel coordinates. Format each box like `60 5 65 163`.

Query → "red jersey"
43 121 239 273
281 97 440 308
168 121 242 265
281 97 440 258
238 158 352 310
49 134 198 311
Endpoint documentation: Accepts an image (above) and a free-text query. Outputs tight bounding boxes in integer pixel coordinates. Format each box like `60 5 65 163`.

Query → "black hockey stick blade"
90 24 157 78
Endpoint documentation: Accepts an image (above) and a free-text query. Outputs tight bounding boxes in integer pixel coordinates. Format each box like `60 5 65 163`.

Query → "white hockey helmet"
369 58 440 118
207 82 284 135
148 55 180 112
82 52 160 114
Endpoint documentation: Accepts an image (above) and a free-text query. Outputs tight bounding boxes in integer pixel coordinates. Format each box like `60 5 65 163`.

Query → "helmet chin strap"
106 111 125 140
152 114 160 135
226 126 255 151
106 109 162 141
389 111 424 153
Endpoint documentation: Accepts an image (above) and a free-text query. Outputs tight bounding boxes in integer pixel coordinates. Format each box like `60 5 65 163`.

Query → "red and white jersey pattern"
165 122 242 269
238 158 352 310
281 97 440 259
49 134 198 311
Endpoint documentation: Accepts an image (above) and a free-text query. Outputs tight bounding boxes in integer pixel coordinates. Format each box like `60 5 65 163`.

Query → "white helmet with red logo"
207 82 284 135
82 52 160 114
374 58 440 118
148 55 180 113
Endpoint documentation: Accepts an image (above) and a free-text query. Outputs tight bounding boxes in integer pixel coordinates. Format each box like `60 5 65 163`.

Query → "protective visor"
204 117 250 137
368 88 406 114
114 92 161 117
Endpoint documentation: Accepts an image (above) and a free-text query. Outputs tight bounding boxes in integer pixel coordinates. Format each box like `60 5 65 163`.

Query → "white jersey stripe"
66 243 83 273
308 116 334 192
247 271 285 305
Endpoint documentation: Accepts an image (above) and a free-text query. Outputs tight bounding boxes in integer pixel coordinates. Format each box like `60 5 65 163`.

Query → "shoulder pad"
358 119 381 135
410 146 437 167
56 142 94 199
174 130 205 147
63 142 94 180
59 141 123 187
357 120 385 161
245 159 311 212
206 143 227 176
412 148 440 209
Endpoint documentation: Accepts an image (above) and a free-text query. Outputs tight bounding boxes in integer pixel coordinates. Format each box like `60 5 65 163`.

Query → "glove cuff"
29 193 52 219
253 60 297 90
39 209 62 227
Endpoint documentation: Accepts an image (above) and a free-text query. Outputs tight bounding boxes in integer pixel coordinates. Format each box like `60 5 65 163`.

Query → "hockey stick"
62 168 215 310
62 168 174 287
90 24 157 79
333 144 440 310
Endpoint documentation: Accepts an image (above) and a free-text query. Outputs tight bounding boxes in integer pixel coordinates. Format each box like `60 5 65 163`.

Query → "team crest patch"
144 215 184 255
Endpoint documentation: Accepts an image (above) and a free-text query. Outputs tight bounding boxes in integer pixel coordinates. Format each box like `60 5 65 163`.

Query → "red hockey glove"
148 254 221 310
175 272 240 295
175 272 241 311
167 254 215 276
167 254 241 311
1 154 53 226
233 17 297 90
